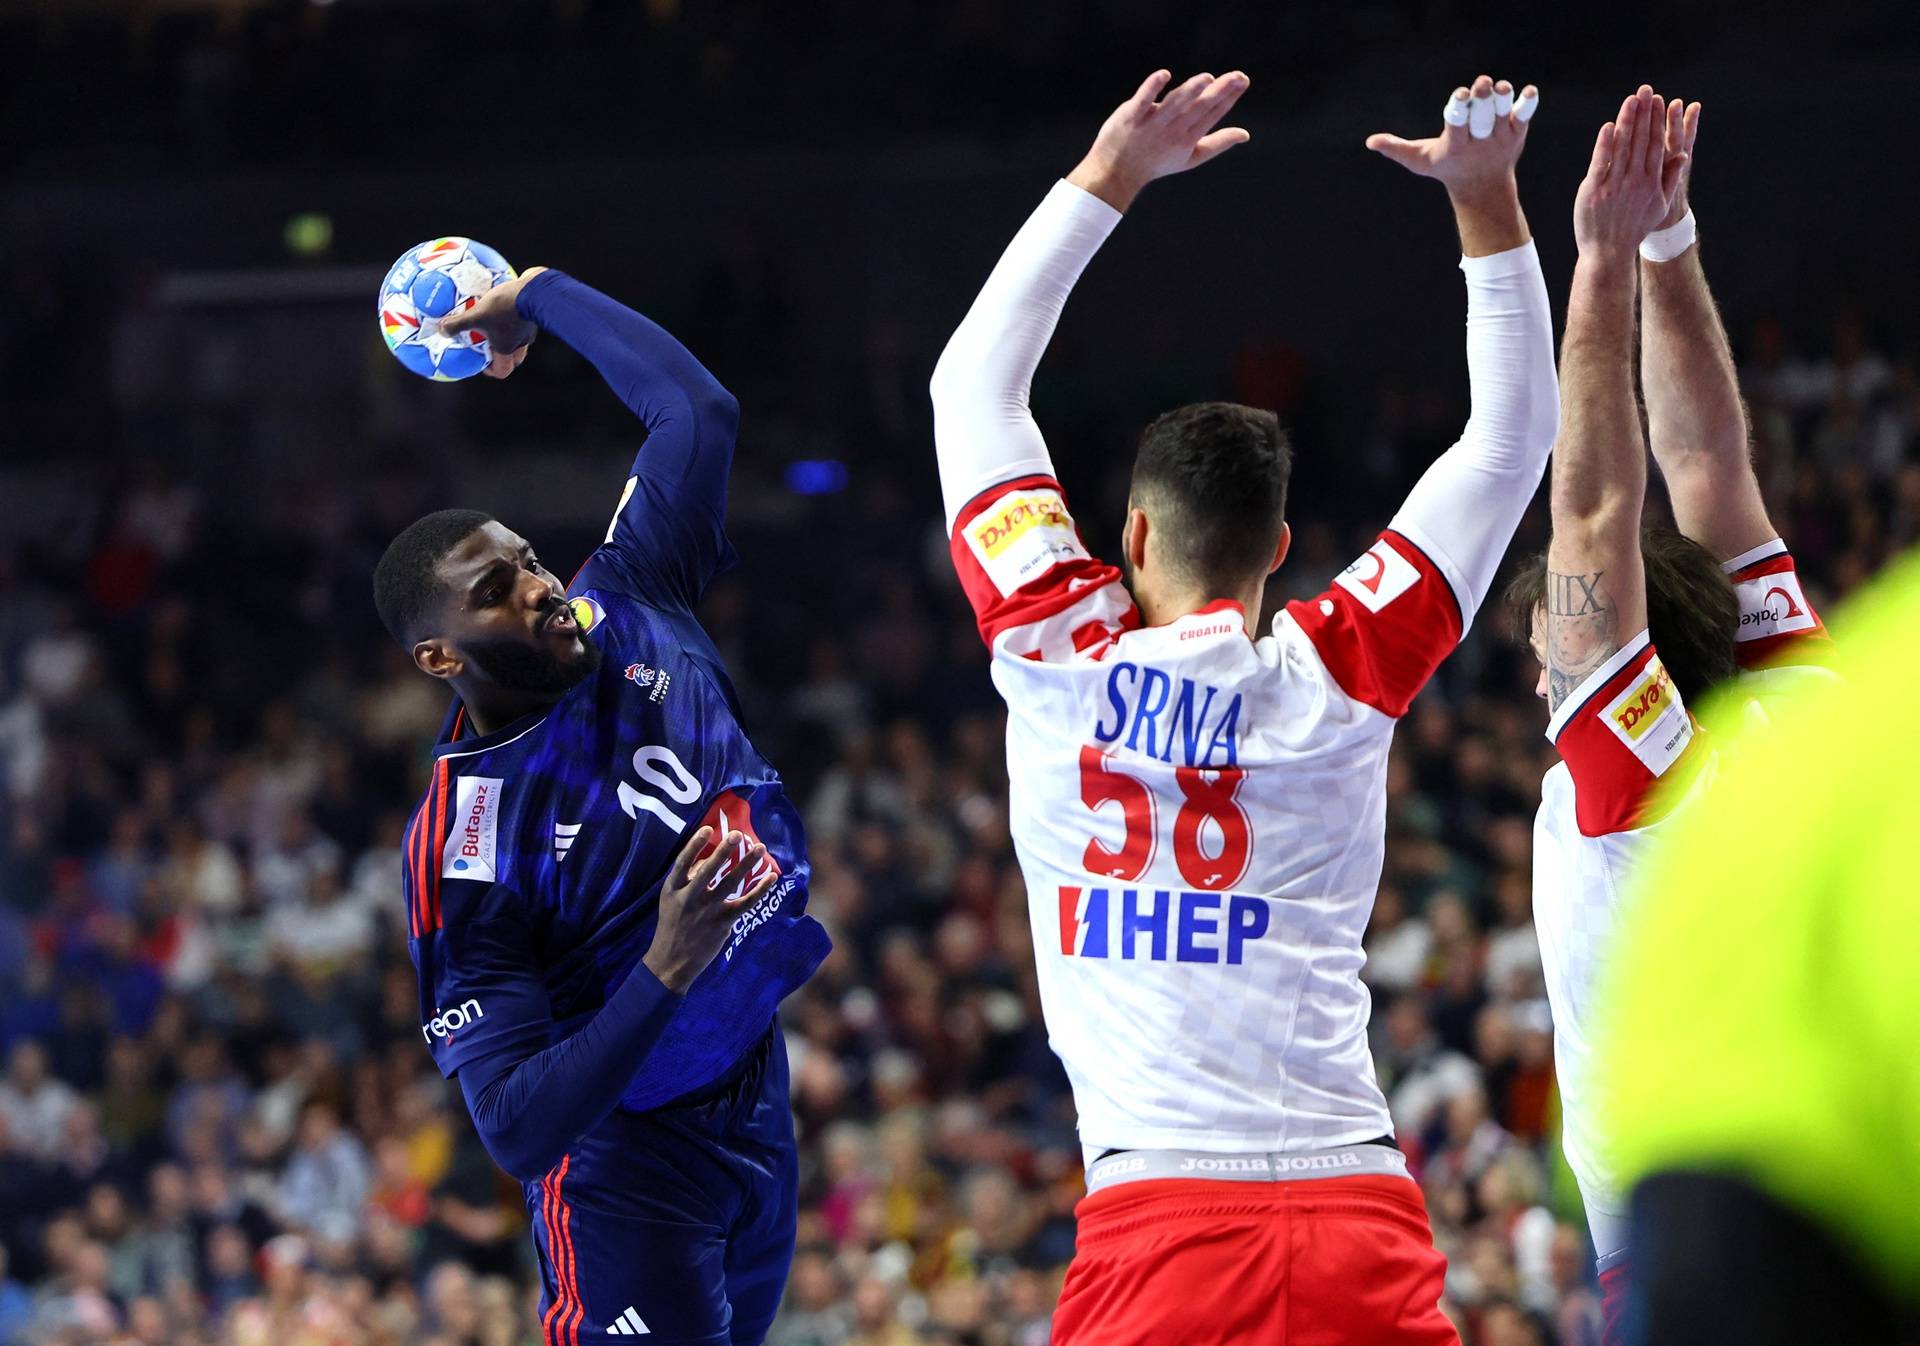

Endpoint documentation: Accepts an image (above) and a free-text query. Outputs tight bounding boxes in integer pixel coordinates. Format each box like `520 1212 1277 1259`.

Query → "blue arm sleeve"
408 878 684 1181
456 961 683 1182
516 270 740 607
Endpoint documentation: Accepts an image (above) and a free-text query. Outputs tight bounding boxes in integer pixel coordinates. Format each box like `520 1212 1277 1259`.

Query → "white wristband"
1640 209 1697 263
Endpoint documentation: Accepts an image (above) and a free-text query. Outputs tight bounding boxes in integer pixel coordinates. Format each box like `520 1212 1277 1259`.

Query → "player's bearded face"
462 598 601 695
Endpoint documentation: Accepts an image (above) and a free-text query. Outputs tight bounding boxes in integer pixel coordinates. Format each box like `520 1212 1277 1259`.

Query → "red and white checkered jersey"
931 180 1557 1160
1532 543 1829 1258
952 474 1468 1154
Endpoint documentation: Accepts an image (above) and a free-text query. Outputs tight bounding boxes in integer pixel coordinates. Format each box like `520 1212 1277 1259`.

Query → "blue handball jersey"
398 272 831 1113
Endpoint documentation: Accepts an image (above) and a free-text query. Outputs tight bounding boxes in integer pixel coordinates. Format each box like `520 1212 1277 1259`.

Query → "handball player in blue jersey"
371 265 831 1345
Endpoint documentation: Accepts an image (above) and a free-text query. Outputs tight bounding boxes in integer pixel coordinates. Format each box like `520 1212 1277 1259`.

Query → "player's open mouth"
543 607 577 635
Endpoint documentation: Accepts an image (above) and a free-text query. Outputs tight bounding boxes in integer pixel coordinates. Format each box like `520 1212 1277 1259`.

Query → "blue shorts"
525 1028 796 1345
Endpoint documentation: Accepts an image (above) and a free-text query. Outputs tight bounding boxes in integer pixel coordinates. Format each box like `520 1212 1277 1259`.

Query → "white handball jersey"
931 181 1559 1158
953 478 1468 1152
1533 540 1831 1260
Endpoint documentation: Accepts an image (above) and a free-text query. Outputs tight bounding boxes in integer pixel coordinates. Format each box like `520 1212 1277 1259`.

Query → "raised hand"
1066 69 1251 213
1367 74 1538 199
1656 97 1702 230
1574 86 1690 257
642 824 780 993
440 266 548 380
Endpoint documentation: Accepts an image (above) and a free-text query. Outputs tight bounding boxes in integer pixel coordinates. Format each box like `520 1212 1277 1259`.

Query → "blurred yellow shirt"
1599 547 1920 1300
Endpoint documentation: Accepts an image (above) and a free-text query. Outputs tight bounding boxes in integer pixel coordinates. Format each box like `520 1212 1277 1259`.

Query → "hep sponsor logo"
624 662 671 705
1058 887 1271 964
422 998 483 1045
440 776 503 883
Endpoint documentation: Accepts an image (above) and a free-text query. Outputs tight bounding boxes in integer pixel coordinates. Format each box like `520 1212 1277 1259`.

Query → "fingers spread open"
1364 132 1424 171
669 826 715 888
1185 71 1249 130
1130 69 1173 111
729 864 779 911
1160 72 1214 117
691 829 744 892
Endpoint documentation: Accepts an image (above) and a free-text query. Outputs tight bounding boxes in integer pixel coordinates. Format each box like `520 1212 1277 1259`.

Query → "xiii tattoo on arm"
1544 568 1620 710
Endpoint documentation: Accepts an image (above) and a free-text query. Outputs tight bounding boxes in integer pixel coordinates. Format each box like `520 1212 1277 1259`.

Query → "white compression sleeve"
1388 241 1560 627
930 180 1122 531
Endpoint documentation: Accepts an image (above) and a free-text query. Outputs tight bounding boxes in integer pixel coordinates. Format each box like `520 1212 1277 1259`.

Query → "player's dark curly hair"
1503 524 1739 705
1130 401 1292 592
373 508 495 646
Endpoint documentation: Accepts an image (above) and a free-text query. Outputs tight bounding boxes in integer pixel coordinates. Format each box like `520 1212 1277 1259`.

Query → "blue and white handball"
377 237 516 382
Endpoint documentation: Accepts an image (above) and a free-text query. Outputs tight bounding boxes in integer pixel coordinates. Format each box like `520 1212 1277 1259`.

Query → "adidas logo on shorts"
606 1305 649 1335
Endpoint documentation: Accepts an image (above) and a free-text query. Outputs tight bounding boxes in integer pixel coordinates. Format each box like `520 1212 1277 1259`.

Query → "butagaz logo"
421 999 483 1045
1602 655 1693 776
623 663 671 704
964 487 1088 597
1734 572 1817 640
440 776 504 882
553 822 582 864
1058 887 1271 964
1332 539 1421 614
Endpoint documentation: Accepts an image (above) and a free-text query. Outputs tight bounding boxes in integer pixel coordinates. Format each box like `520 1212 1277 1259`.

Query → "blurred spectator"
0 1042 77 1163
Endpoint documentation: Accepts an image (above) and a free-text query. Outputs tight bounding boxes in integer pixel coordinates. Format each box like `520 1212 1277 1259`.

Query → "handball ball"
377 237 515 382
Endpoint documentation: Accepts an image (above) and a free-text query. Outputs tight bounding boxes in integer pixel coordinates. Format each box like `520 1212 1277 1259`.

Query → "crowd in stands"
1 239 1914 1346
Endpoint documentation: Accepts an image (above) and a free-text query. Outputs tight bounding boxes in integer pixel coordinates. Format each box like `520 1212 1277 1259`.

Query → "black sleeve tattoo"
1544 568 1621 711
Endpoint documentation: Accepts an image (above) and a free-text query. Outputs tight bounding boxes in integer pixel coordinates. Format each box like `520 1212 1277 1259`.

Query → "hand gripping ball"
377 237 515 382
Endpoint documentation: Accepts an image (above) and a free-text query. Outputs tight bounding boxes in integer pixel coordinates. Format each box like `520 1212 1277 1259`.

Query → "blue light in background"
785 459 849 495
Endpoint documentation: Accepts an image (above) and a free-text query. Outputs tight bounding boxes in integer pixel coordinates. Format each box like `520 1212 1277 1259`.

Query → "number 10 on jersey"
1079 746 1251 891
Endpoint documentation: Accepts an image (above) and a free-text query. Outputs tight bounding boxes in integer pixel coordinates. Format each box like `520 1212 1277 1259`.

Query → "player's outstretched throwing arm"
1538 87 1690 707
443 266 741 607
1362 77 1560 638
413 825 778 1182
1634 99 1830 666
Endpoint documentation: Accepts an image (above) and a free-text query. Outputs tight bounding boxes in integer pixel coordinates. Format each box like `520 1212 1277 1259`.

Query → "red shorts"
1052 1174 1458 1346
1599 1258 1630 1346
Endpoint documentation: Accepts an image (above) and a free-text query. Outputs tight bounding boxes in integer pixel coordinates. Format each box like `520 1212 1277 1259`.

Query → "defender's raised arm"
1636 101 1778 565
929 70 1249 530
1364 75 1559 629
